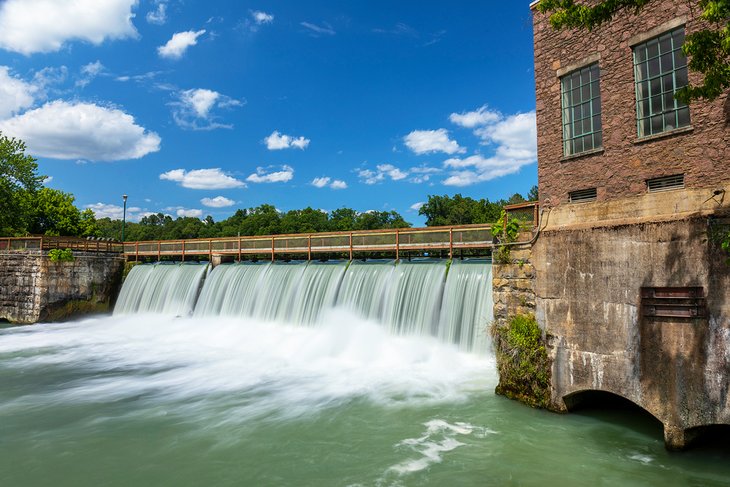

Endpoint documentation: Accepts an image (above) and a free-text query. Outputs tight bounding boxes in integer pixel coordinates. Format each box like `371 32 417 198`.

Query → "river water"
2 312 729 486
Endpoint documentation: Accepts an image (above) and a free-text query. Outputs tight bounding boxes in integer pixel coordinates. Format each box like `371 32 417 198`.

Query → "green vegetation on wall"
48 249 75 262
490 314 551 409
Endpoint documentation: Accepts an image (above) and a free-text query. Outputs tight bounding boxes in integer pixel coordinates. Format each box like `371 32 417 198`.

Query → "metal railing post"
271 237 275 262
449 228 453 259
208 239 212 262
238 237 242 262
395 229 400 262
349 233 353 260
181 240 185 262
157 241 161 261
135 242 139 262
308 235 312 261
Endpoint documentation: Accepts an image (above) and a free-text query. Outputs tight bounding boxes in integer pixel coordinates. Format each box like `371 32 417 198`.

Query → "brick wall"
532 0 729 208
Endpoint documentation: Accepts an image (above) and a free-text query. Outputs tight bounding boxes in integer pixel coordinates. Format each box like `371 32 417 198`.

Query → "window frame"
632 26 690 138
559 62 603 158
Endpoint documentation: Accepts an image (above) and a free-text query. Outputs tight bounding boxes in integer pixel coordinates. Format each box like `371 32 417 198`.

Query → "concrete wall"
492 242 536 330
0 251 124 324
532 203 730 448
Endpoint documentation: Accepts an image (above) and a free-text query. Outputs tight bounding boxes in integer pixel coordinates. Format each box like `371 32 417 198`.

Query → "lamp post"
122 194 128 242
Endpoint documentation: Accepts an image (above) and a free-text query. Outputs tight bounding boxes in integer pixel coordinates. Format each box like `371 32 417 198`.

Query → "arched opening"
684 424 730 453
563 390 664 439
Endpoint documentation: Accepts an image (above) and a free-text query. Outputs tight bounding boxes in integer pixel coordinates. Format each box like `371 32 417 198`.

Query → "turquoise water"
1 314 729 486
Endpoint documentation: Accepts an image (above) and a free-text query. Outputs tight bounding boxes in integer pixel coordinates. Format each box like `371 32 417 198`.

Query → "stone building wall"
532 1 729 208
0 251 124 324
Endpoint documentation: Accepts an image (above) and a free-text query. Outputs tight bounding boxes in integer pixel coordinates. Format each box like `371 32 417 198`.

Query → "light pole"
122 194 128 242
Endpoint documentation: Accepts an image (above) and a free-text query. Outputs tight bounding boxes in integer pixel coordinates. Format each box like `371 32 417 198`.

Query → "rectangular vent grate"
640 287 706 319
647 174 684 193
569 188 597 203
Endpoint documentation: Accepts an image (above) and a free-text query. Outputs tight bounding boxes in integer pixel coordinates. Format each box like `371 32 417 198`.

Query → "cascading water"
114 262 208 316
116 258 492 353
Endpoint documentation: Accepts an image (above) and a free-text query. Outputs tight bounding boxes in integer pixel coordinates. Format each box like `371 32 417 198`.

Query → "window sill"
560 147 605 162
634 126 694 145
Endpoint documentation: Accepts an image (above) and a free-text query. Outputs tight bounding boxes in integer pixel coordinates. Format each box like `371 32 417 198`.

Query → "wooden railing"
0 236 121 253
1 202 539 262
122 223 496 261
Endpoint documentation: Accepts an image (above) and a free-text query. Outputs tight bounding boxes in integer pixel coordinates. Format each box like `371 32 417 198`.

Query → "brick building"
524 0 730 449
532 0 728 217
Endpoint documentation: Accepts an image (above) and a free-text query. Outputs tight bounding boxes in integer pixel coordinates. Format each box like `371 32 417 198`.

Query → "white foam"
0 310 494 423
387 419 485 476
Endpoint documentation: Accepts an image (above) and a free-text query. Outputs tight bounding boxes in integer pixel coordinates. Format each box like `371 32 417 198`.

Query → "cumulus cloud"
264 131 310 150
252 11 274 24
158 30 206 59
404 129 464 155
201 196 235 208
160 168 247 190
146 2 167 25
0 100 161 161
171 88 243 130
311 176 347 189
357 164 439 185
300 21 336 36
449 105 501 128
175 207 203 218
0 67 37 119
246 165 294 183
442 111 537 186
86 202 151 222
0 0 138 55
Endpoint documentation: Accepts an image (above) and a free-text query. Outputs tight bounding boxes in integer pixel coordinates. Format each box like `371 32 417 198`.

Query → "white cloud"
76 60 105 87
264 130 310 150
201 196 235 208
311 176 330 188
158 29 206 59
449 105 501 128
300 21 336 36
0 0 138 55
311 176 347 189
357 164 439 185
160 168 247 190
247 165 294 183
43 176 53 185
410 202 425 211
330 179 347 190
146 2 167 25
442 111 537 186
86 202 150 222
404 129 464 155
176 207 203 218
172 88 243 130
0 67 37 119
0 100 161 161
252 11 274 24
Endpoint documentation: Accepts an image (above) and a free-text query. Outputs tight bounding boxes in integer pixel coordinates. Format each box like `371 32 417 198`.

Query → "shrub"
48 248 74 262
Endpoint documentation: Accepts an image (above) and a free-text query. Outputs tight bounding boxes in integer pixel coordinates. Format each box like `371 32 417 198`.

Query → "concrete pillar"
663 424 696 451
211 254 223 268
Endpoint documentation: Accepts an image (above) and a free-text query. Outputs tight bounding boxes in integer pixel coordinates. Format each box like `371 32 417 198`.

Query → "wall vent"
569 188 597 203
640 287 706 319
647 174 684 193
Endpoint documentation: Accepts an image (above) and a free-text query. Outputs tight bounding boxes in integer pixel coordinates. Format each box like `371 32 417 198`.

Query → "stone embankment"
0 251 124 324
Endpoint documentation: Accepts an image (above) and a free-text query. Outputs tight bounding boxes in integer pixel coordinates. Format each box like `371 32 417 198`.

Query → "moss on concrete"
491 314 552 409
41 298 110 322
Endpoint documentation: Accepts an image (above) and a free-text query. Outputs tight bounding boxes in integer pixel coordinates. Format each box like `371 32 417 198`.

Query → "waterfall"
115 259 493 353
114 263 208 316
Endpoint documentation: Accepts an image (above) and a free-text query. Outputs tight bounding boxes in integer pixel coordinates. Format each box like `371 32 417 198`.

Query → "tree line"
1 131 538 241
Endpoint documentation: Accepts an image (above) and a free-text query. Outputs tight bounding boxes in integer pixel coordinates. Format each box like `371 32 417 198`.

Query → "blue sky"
0 0 537 226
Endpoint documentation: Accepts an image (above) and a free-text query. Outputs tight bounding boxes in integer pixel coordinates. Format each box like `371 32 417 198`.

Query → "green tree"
0 133 44 235
418 194 504 226
29 188 87 236
527 185 539 201
328 208 358 231
535 0 730 102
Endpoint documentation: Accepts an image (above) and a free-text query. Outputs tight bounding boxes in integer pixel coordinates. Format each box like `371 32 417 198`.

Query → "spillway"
114 259 492 353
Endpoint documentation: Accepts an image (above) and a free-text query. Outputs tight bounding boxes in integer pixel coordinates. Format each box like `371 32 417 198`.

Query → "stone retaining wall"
0 251 124 324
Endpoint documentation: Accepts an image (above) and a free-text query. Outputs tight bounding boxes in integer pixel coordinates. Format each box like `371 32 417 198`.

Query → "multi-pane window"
560 63 602 156
633 28 690 138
